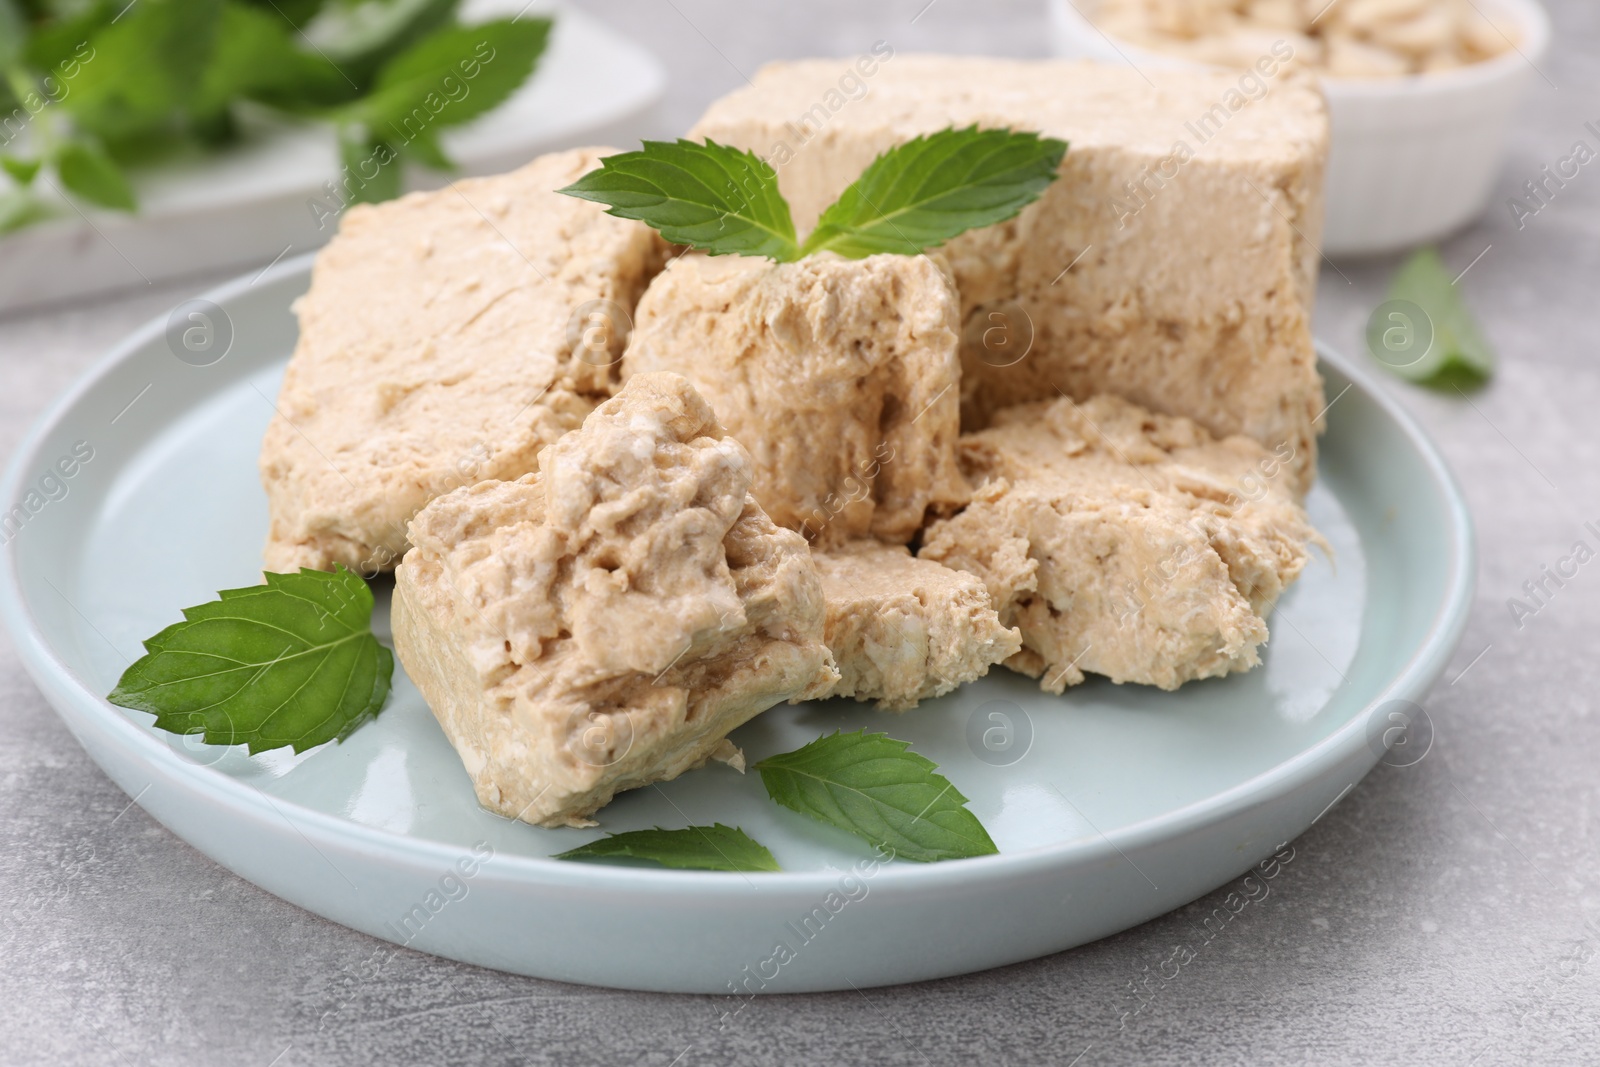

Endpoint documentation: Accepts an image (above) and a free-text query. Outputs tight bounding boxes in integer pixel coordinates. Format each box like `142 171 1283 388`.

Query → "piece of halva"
391 373 837 828
622 251 966 547
691 57 1330 493
261 148 662 575
919 393 1321 691
814 540 1021 711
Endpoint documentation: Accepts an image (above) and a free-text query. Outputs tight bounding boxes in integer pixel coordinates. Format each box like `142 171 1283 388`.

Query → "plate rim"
0 255 1476 897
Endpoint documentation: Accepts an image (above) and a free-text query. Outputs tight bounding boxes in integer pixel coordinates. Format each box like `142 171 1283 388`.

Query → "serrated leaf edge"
755 730 999 862
558 138 800 261
106 566 392 755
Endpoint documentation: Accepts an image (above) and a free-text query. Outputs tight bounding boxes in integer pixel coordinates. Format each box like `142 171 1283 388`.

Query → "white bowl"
1048 0 1551 257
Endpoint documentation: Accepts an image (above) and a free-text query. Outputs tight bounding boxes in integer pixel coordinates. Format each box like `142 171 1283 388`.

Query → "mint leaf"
555 824 780 872
561 129 1065 262
108 566 394 755
1370 247 1495 389
558 139 800 261
756 730 998 862
0 189 53 234
800 126 1067 258
55 141 136 211
196 1 349 116
306 0 458 81
61 0 224 140
0 0 26 69
24 1 117 72
2 156 41 187
401 126 454 171
360 18 550 135
240 0 327 31
338 125 402 204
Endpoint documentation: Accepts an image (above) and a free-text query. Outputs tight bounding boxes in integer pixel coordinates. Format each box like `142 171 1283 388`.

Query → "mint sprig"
0 0 551 228
559 127 1066 262
559 138 800 260
755 730 998 862
554 824 781 872
108 566 393 755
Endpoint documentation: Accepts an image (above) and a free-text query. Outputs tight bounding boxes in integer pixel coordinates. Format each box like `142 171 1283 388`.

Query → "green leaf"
2 156 41 187
54 140 136 210
401 125 454 171
59 0 225 140
337 124 402 204
107 566 395 755
559 138 800 261
0 0 27 68
188 107 239 147
755 730 998 862
238 0 326 31
195 1 351 116
24 0 117 73
305 0 459 82
1369 247 1495 389
355 18 550 139
799 126 1067 258
0 189 53 233
554 824 781 872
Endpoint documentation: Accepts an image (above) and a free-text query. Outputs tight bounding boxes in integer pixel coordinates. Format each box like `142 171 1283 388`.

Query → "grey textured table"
3 2 1597 1064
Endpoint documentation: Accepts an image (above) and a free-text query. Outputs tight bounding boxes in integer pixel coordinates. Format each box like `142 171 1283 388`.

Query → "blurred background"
3 1 1598 1064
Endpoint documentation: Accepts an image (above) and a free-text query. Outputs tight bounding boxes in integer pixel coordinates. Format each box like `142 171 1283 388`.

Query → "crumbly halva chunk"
391 373 837 828
919 393 1321 691
261 148 663 574
814 541 1021 711
692 57 1329 493
622 251 967 547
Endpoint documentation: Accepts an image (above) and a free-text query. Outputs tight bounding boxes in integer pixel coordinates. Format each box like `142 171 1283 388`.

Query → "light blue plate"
0 256 1473 993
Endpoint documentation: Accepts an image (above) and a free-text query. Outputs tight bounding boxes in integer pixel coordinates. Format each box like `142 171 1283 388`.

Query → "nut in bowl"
1050 0 1552 255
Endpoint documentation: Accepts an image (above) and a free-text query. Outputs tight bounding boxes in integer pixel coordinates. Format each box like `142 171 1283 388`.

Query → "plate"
0 255 1474 993
0 0 665 313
